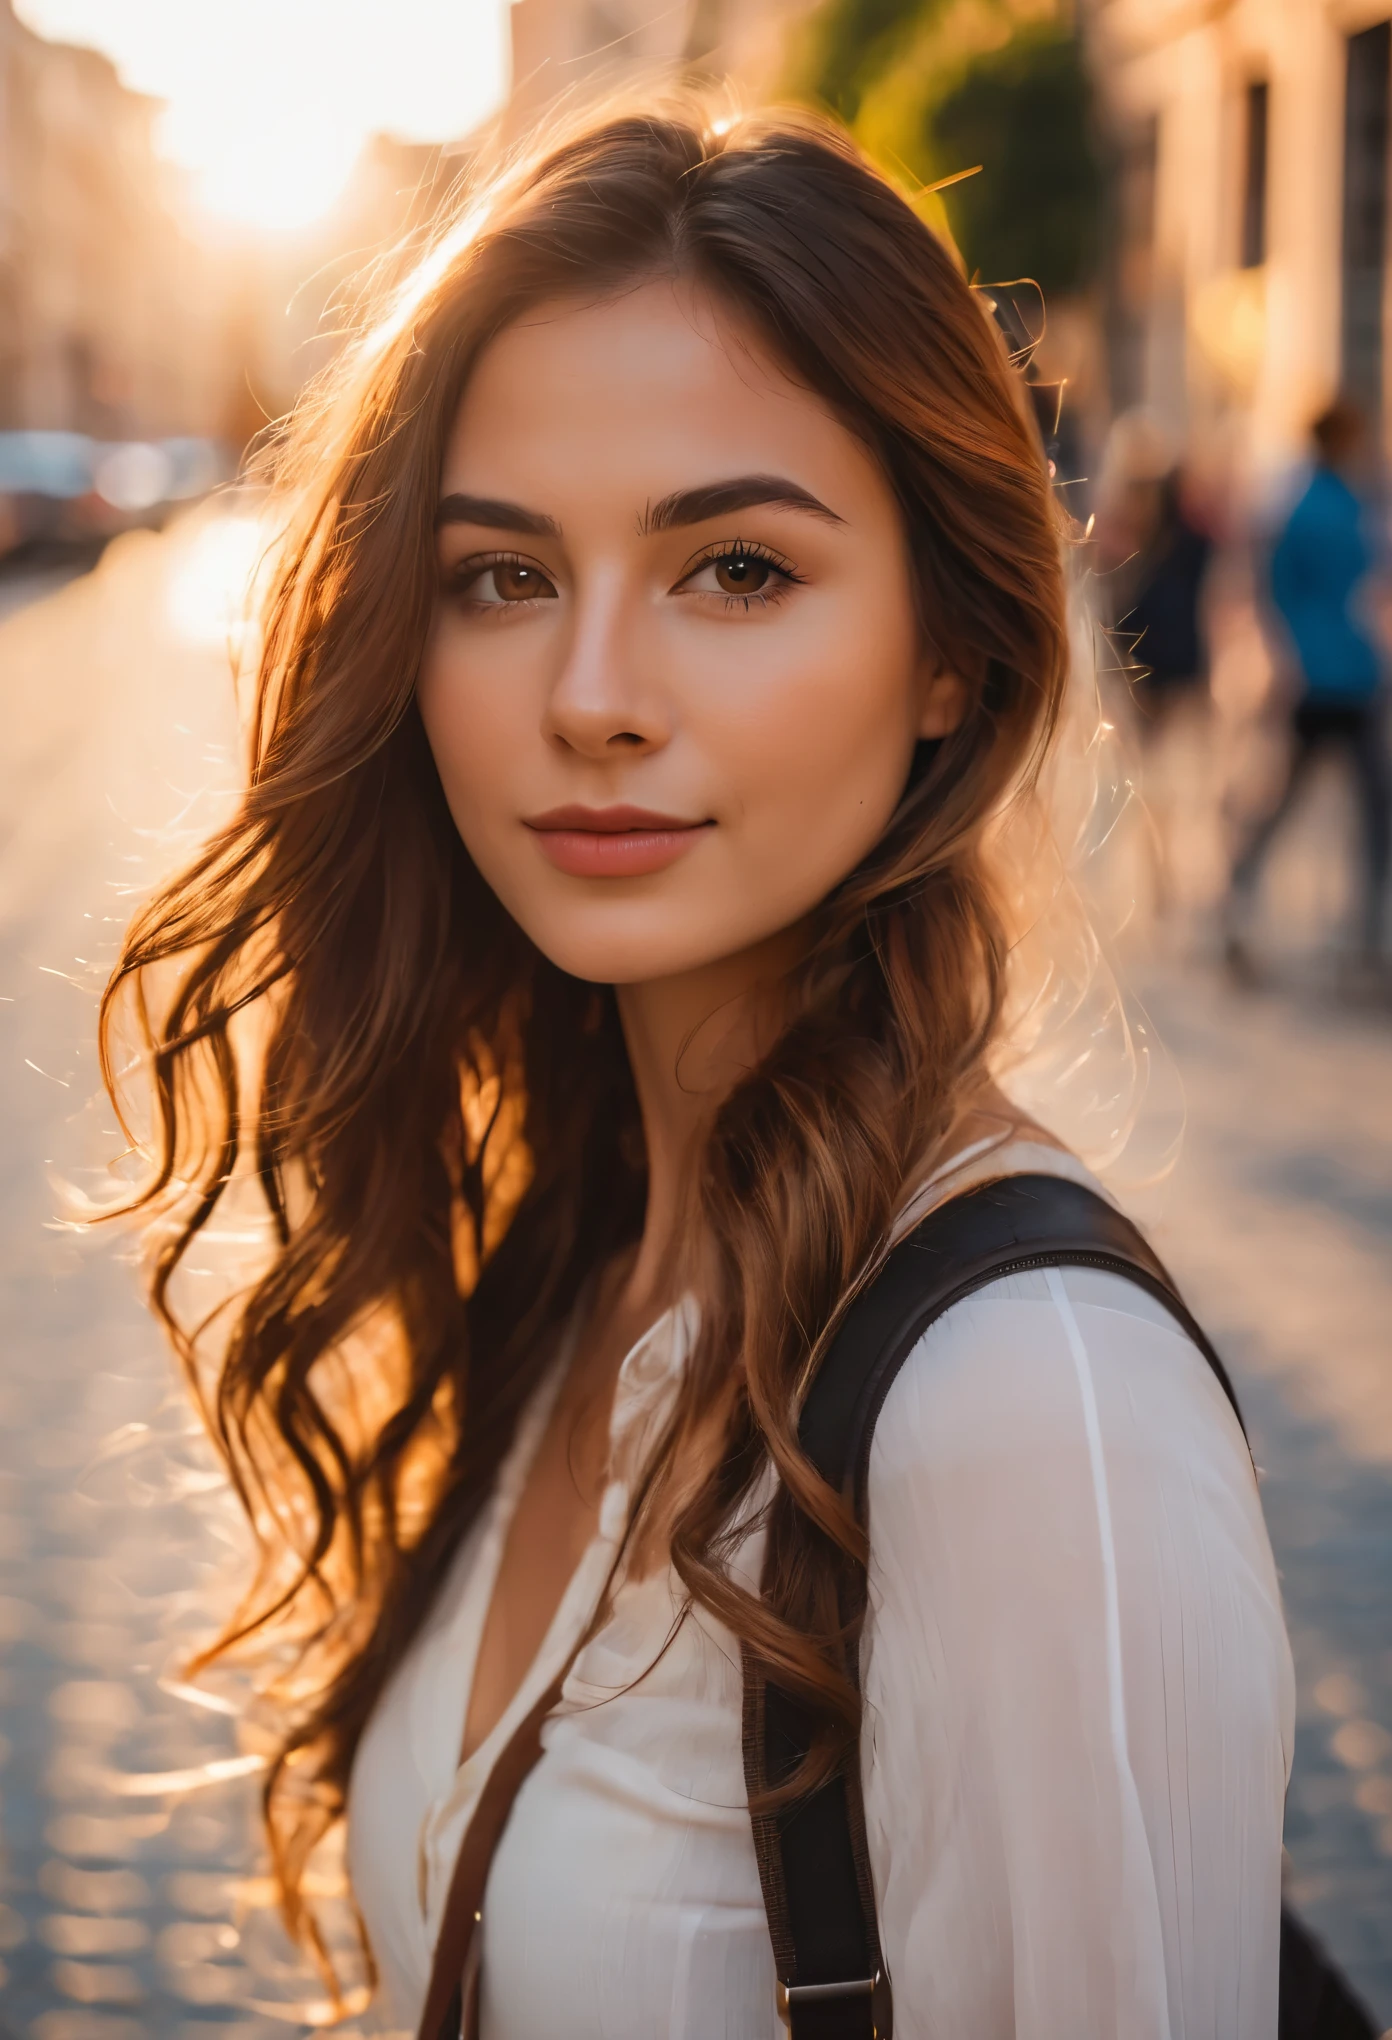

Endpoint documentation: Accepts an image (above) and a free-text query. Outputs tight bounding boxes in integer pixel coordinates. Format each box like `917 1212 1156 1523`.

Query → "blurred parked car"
0 432 230 562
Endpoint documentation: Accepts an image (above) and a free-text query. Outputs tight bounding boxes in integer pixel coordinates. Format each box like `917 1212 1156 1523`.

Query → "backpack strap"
742 1170 1244 2040
415 1667 570 2040
415 1536 631 2040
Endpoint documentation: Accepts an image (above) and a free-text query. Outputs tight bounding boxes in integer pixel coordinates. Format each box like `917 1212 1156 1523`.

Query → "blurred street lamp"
93 442 176 514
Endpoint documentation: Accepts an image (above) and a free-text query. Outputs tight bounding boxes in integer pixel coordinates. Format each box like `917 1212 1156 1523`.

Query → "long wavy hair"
100 97 1068 1992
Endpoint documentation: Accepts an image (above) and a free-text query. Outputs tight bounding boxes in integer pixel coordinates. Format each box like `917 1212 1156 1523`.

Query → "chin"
533 934 712 986
519 907 756 988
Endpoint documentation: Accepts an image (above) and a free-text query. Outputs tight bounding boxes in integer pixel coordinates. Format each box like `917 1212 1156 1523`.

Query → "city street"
1140 962 1392 2019
0 516 1389 2034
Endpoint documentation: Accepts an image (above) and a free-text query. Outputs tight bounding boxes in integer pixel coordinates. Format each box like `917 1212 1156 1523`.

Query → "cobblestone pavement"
1136 960 1392 2025
0 522 340 2039
0 522 1389 2034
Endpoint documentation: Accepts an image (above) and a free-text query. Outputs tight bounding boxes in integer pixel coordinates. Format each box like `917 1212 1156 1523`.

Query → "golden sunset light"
14 0 510 231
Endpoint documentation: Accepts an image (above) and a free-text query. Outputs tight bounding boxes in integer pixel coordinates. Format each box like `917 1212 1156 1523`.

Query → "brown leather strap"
414 1668 567 2040
414 1530 629 2040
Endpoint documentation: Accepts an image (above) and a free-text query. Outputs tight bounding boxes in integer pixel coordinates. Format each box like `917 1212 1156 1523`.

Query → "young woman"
102 103 1293 2038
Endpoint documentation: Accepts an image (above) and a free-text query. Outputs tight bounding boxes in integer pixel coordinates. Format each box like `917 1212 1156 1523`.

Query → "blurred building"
0 0 236 439
251 0 805 415
509 0 800 126
1094 0 1392 472
0 0 806 474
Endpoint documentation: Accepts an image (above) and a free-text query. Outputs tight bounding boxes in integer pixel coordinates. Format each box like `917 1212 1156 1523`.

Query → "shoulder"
875 1262 1243 1464
860 1257 1290 1755
879 1145 1254 1515
1298 469 1360 528
864 1261 1268 1625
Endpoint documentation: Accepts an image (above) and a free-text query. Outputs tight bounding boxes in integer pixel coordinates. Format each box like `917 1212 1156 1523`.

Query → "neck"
614 922 808 1311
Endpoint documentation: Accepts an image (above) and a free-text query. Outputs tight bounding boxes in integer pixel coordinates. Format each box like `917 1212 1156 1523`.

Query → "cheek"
711 595 921 866
416 625 526 839
414 626 556 939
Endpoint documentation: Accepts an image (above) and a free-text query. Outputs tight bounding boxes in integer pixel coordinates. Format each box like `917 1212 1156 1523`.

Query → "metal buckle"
776 1969 891 2035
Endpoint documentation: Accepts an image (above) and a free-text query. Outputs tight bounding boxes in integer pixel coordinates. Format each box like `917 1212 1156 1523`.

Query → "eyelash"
678 537 804 611
443 539 807 613
446 550 546 607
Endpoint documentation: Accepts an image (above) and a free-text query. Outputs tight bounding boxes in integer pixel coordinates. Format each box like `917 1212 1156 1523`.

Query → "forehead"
438 279 879 509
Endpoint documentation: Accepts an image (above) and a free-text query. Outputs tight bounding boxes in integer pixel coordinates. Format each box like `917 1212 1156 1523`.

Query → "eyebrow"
643 475 844 533
435 492 562 537
433 474 844 541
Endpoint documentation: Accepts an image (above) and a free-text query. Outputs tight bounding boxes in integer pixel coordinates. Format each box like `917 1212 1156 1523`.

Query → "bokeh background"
1 0 1391 2033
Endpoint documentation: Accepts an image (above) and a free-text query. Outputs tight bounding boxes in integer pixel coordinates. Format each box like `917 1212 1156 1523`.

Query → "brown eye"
492 560 554 601
675 543 798 605
452 555 558 605
712 551 770 594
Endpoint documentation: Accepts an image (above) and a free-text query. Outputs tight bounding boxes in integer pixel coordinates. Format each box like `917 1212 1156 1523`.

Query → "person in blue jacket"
1227 400 1390 976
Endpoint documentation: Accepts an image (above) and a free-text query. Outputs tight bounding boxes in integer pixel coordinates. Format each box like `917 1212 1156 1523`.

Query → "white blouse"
347 1144 1295 2040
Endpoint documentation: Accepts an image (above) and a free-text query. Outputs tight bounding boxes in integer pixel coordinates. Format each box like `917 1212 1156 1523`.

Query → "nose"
543 575 672 760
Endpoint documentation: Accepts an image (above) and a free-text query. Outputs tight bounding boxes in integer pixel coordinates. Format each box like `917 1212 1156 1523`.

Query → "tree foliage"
930 24 1104 295
794 0 928 125
790 2 1106 299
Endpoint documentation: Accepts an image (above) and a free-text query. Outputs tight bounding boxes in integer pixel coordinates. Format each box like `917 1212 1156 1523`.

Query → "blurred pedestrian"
1117 465 1214 725
1226 400 1390 980
1096 413 1220 920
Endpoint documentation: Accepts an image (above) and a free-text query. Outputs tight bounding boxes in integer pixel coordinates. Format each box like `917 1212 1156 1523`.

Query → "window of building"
1106 113 1159 412
1341 20 1391 418
1240 79 1269 268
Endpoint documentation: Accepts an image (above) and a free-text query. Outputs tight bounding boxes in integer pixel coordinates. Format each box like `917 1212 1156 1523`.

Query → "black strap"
799 1171 1243 1508
745 1171 1378 2040
743 1171 1245 2040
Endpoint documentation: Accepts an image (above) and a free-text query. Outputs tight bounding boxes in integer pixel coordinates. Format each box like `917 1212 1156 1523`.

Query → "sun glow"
14 0 510 233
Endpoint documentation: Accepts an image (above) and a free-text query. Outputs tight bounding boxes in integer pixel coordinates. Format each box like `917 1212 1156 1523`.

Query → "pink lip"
525 804 712 878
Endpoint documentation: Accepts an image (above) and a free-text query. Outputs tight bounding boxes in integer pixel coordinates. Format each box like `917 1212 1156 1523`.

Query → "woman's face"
419 279 962 985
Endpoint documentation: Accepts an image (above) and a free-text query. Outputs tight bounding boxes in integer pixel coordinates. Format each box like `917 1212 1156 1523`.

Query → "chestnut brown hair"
101 96 1067 1993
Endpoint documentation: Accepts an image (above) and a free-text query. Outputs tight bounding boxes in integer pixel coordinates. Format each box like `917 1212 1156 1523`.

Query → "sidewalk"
1139 959 1392 2019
